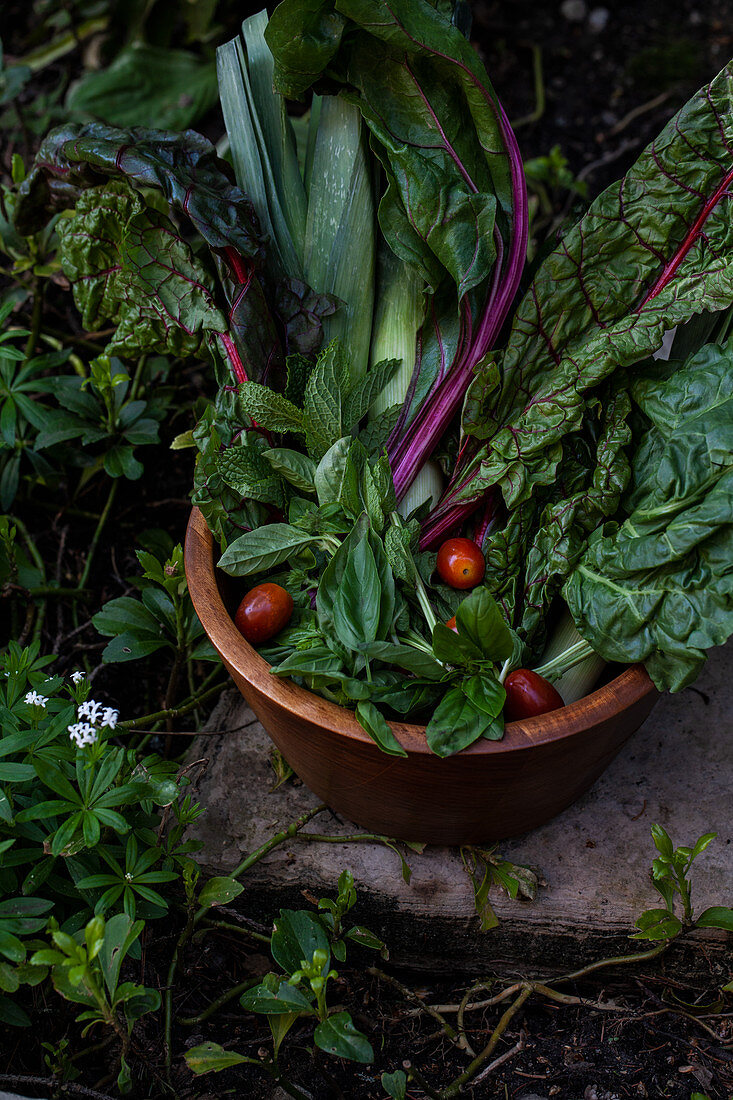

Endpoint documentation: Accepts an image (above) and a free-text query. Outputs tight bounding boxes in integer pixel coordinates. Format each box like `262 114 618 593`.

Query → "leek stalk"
535 609 606 703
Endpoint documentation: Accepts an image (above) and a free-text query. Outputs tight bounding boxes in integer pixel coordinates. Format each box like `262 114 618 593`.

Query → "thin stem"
78 481 118 592
128 354 147 402
178 977 260 1026
534 638 595 682
24 279 44 359
557 941 669 983
226 803 327 884
367 967 458 1044
197 918 271 945
117 678 227 730
402 1061 443 1100
442 985 532 1097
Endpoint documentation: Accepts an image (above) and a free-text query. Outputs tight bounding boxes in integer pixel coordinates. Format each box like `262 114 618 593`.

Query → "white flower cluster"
68 698 120 749
70 671 85 684
24 690 48 707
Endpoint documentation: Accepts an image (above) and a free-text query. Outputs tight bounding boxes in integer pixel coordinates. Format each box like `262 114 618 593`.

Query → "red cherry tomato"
234 583 293 644
436 538 485 589
503 670 564 722
446 615 458 632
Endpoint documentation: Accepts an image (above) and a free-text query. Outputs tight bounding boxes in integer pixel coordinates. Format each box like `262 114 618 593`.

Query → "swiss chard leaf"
564 342 733 691
57 182 226 360
453 60 733 515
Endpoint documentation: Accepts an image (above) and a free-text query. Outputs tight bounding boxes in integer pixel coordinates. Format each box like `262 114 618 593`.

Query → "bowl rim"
185 507 657 758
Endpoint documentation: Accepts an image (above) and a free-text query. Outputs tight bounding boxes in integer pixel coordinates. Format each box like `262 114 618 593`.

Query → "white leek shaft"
537 609 606 704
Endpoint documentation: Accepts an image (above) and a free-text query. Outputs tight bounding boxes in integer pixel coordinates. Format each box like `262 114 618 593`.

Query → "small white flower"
77 699 103 724
101 707 119 729
24 691 48 708
70 671 85 684
68 722 98 748
124 872 133 882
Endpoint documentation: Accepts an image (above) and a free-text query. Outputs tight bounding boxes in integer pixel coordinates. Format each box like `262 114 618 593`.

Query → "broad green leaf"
67 45 217 130
355 700 407 758
236 381 304 434
457 60 733 513
425 687 493 757
630 909 683 941
58 182 226 360
365 641 444 681
462 673 506 720
455 587 513 661
313 1010 373 1062
696 906 733 932
198 877 245 909
218 524 320 576
303 342 350 459
100 633 168 663
271 910 330 977
98 914 144 996
381 1070 407 1099
184 1041 255 1074
332 533 381 650
264 448 316 493
342 358 399 430
314 437 357 508
216 445 287 508
240 979 313 1015
431 622 483 667
565 344 733 690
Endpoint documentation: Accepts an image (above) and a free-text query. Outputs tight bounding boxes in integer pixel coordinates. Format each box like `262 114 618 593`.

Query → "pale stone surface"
188 643 732 976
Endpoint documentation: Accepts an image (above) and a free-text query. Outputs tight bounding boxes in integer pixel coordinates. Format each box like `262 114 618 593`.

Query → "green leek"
304 95 375 380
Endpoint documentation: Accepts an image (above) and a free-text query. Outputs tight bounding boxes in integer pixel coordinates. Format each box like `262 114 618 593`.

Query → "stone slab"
187 643 733 978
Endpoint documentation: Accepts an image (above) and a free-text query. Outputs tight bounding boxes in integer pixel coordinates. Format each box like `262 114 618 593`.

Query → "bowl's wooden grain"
185 508 659 844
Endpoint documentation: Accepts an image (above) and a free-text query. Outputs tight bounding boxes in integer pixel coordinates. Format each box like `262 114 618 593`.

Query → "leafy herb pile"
13 1 733 756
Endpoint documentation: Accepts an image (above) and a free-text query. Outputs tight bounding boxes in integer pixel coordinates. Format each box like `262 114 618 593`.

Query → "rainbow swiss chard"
425 61 733 543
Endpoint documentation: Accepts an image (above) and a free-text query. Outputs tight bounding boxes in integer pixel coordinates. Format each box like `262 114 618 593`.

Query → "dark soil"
3 917 732 1099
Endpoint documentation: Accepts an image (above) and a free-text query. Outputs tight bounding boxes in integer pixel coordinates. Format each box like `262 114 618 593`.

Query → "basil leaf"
425 687 493 757
455 587 513 662
365 642 444 681
366 529 396 640
355 700 407 758
270 647 345 678
333 533 381 650
316 514 370 635
431 622 483 667
462 673 506 719
218 524 319 576
263 448 316 493
313 437 359 509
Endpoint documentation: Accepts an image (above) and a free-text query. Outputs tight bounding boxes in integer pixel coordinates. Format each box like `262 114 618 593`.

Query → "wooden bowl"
185 508 659 844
